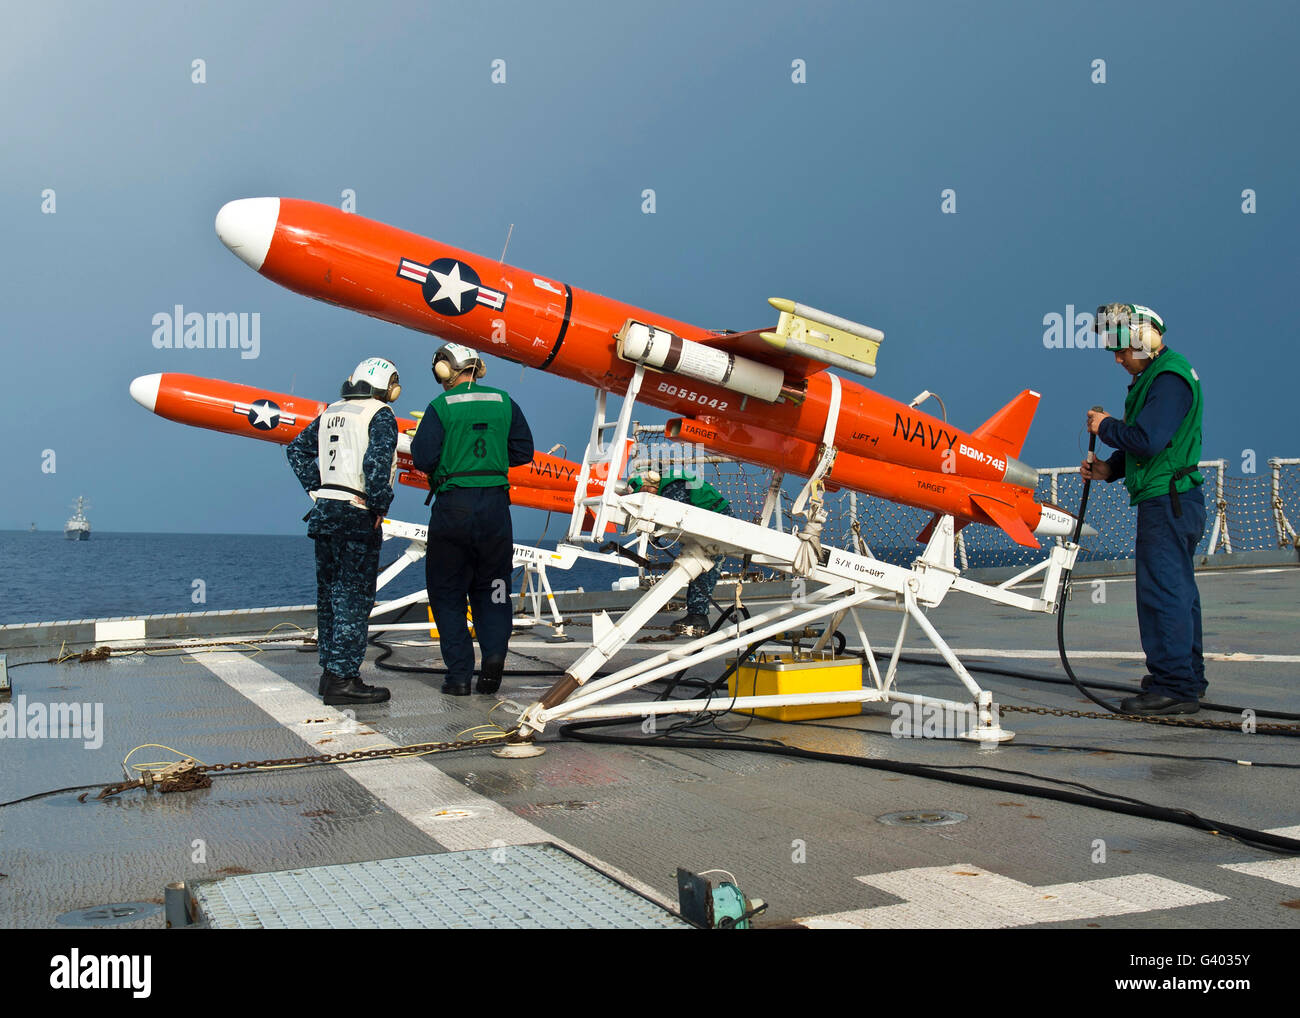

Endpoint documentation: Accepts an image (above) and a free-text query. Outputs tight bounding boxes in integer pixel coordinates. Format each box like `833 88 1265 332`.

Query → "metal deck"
190 844 690 929
2 567 1298 930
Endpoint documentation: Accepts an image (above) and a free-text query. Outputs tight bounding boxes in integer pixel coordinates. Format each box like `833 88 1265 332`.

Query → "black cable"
760 715 1300 769
0 783 121 808
691 618 1289 736
654 607 773 737
1045 418 1274 725
657 601 752 701
656 610 852 738
372 640 568 677
858 650 1300 728
368 600 569 677
556 588 1300 855
659 638 764 737
569 712 785 748
599 541 655 570
558 720 1300 855
909 763 1223 812
1058 414 1126 714
660 598 828 738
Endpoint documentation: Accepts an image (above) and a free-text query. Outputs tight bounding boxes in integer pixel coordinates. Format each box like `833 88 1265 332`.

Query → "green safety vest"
428 383 514 493
658 473 730 515
1122 349 1203 506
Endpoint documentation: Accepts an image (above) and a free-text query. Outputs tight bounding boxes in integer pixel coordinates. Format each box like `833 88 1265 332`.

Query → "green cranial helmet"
1094 303 1166 353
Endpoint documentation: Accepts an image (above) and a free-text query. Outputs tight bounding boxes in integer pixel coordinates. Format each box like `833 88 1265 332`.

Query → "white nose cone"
130 373 161 412
215 197 280 271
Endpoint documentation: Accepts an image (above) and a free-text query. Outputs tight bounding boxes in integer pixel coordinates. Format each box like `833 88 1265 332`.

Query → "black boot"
1119 691 1199 716
477 656 505 696
441 678 471 696
322 672 391 705
673 613 709 635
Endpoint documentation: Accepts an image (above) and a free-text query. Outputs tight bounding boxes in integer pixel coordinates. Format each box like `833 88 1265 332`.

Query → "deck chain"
1000 703 1299 733
91 734 513 800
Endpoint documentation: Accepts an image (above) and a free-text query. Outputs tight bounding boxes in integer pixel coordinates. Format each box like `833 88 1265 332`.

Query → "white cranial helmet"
432 343 486 384
343 357 401 402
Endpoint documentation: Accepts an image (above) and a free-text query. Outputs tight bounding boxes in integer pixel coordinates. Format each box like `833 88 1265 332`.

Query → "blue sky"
3 0 1296 534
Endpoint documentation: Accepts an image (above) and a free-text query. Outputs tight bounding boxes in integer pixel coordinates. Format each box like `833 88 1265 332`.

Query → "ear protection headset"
1095 303 1166 356
432 343 487 383
628 470 661 492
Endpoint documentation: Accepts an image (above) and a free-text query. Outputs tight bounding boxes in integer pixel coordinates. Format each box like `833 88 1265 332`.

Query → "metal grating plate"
190 843 689 929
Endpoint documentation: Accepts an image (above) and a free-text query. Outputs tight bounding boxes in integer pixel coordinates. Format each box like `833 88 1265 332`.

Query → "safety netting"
627 436 1300 576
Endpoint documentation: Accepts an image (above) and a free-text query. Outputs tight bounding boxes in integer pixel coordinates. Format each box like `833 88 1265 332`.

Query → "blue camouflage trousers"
314 533 382 679
686 557 722 616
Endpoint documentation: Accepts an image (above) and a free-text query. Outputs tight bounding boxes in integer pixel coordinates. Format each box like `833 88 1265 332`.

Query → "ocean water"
0 531 637 626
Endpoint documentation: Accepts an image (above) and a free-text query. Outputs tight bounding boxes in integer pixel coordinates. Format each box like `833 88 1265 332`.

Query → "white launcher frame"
363 518 630 640
512 365 1080 744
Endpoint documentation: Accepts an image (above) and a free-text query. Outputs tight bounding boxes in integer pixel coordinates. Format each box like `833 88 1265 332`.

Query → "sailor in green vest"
1081 304 1206 715
629 469 731 634
411 344 534 696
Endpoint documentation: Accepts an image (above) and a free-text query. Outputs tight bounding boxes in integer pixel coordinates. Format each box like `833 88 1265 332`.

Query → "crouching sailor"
287 357 400 705
629 469 731 634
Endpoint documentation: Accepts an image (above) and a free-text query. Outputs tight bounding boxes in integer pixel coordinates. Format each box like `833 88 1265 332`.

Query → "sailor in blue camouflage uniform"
287 357 400 705
629 469 731 634
411 344 534 697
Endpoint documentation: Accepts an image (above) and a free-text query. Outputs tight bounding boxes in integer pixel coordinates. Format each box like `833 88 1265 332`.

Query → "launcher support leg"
904 590 1013 743
374 536 426 598
517 562 571 640
811 608 849 654
882 607 909 693
550 583 860 718
520 584 875 730
534 564 571 641
848 608 885 690
518 546 711 737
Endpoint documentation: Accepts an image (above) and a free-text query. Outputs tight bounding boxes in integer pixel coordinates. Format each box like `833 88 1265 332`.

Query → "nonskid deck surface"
1 567 1297 929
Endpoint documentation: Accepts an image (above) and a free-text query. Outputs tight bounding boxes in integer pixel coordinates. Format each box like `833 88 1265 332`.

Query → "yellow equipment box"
727 653 864 721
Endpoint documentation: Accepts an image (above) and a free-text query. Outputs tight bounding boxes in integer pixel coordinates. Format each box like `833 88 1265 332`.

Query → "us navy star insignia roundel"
396 256 508 315
247 399 281 430
422 258 480 315
232 398 297 431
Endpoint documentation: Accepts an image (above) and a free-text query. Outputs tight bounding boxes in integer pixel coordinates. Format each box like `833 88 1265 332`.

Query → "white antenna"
499 223 515 262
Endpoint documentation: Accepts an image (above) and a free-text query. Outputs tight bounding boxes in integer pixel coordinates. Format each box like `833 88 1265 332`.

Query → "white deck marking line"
506 641 665 652
795 863 1225 929
1005 568 1295 589
194 652 675 910
388 641 1300 663
1219 825 1300 889
845 646 1300 663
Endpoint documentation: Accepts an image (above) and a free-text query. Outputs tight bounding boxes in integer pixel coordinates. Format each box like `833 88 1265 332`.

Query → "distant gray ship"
64 496 91 541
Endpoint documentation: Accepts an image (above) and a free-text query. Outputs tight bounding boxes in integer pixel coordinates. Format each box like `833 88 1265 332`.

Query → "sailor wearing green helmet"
1082 304 1206 716
629 469 731 634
